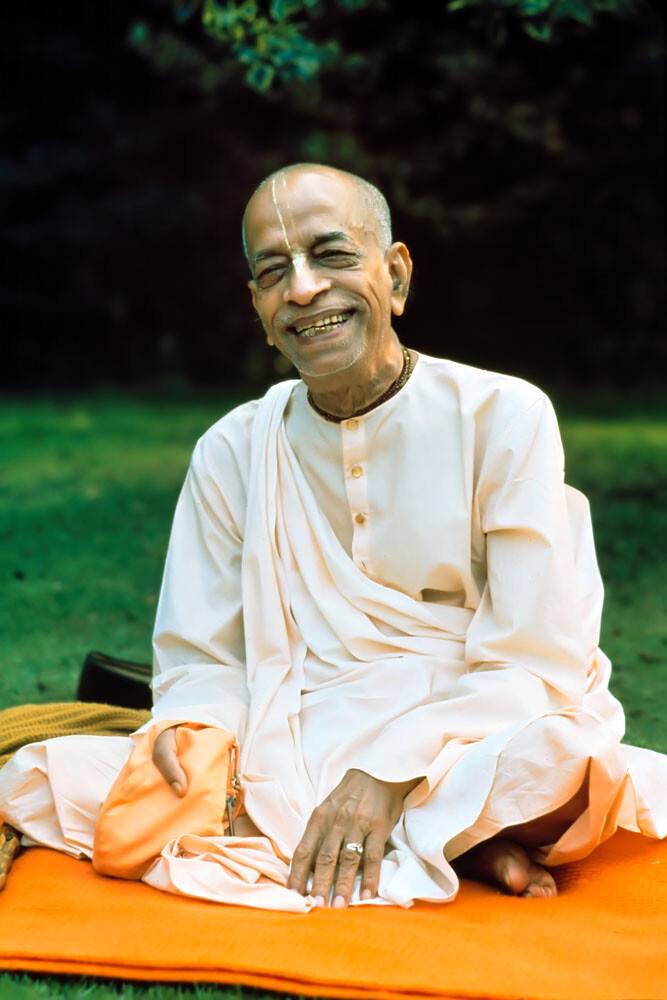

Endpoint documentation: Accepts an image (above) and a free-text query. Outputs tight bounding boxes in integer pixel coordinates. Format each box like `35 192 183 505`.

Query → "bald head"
242 161 413 384
241 163 392 264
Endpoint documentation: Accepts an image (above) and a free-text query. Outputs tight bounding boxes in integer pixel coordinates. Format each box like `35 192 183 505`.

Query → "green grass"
0 977 291 1000
1 387 666 999
0 392 247 706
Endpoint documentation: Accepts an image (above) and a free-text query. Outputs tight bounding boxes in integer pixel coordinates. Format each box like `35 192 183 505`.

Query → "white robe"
1 354 665 911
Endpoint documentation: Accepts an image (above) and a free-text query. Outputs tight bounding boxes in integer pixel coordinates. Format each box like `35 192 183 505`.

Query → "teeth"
296 313 350 337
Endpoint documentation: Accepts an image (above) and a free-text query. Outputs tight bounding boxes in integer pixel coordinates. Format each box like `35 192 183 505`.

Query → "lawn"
1 385 665 999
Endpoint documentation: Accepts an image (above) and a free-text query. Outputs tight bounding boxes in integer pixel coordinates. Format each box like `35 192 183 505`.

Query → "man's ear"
387 243 413 317
248 279 274 347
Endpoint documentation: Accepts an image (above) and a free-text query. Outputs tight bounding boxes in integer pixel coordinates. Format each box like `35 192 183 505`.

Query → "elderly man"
0 163 664 911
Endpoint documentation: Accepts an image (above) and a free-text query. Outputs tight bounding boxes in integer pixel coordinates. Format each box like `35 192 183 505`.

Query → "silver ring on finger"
344 841 364 856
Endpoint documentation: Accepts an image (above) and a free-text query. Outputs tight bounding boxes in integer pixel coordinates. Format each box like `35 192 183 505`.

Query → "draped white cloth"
1 354 665 911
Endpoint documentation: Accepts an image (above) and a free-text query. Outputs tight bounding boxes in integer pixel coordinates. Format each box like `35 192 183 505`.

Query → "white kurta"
1 353 665 911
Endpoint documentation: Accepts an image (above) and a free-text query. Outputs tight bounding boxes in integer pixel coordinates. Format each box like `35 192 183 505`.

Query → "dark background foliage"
2 0 664 391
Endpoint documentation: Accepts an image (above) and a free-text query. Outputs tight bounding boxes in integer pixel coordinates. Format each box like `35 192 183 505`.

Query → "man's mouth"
290 310 355 339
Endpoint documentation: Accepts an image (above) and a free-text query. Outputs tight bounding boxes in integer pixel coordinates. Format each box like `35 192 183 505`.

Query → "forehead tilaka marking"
270 173 293 254
265 172 318 278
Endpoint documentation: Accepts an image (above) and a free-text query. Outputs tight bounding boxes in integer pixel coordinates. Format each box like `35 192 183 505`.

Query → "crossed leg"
453 779 589 898
241 768 589 900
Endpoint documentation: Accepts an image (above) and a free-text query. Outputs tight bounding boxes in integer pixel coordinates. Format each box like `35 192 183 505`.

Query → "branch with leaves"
129 0 642 93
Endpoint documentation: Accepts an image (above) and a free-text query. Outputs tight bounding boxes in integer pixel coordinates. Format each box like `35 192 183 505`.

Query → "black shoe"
77 651 153 710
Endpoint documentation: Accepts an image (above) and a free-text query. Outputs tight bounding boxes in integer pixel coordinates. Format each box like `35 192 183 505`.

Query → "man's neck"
303 338 405 419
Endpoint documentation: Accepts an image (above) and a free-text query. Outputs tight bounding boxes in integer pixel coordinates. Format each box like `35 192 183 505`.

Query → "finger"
360 830 386 901
153 727 188 796
331 833 365 908
310 832 344 905
287 818 323 895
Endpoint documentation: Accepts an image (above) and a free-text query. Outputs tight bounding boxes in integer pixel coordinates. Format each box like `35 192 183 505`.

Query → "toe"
455 837 557 898
521 884 546 898
499 854 531 895
521 864 557 898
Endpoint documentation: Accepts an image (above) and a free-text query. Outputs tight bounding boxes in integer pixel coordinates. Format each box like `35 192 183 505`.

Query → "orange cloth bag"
92 724 241 880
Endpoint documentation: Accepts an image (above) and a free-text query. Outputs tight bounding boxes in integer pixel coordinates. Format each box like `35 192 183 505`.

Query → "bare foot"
454 837 557 898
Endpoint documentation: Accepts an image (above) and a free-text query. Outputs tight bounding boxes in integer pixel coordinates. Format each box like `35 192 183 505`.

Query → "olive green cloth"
0 702 151 768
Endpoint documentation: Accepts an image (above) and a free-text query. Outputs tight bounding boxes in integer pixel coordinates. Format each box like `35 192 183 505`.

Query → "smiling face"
243 167 411 381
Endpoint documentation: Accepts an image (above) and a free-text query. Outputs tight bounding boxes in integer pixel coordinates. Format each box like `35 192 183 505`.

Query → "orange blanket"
0 830 665 1000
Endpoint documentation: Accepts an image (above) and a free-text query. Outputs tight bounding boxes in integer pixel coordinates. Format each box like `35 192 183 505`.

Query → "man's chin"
293 342 366 380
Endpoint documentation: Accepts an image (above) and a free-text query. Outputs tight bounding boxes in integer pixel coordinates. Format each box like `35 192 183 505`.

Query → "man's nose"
283 257 331 305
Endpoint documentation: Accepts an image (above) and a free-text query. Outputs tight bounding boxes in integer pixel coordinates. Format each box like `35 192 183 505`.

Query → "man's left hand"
287 768 422 907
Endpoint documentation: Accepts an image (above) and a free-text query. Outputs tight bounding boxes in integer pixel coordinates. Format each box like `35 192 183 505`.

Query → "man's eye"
257 267 285 288
317 251 354 266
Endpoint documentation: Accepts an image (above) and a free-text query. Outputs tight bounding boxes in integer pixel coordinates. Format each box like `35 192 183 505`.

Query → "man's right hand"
152 725 188 796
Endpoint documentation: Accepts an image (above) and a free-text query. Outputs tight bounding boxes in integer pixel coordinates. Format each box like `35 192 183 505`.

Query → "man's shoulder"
202 396 260 442
418 353 551 424
190 397 259 478
191 379 298 475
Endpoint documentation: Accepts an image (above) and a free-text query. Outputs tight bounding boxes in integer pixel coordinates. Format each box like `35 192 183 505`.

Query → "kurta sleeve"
136 431 250 738
464 392 597 706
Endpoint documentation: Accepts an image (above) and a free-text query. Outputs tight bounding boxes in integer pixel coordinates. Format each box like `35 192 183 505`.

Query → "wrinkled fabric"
1 354 665 909
92 724 238 881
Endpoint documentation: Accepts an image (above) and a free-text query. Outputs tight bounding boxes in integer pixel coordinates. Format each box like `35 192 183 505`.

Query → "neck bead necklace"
306 346 415 424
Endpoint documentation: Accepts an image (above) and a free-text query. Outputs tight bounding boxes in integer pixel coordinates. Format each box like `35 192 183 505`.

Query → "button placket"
341 418 370 569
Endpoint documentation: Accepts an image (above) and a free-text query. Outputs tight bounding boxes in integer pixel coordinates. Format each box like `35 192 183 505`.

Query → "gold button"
351 465 363 478
355 512 366 525
346 418 359 432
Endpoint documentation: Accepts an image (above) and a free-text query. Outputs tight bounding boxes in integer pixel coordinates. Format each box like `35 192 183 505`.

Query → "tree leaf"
552 0 594 23
128 21 151 48
519 0 552 15
246 61 275 90
239 1 259 21
523 19 553 39
447 0 480 11
270 0 305 20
